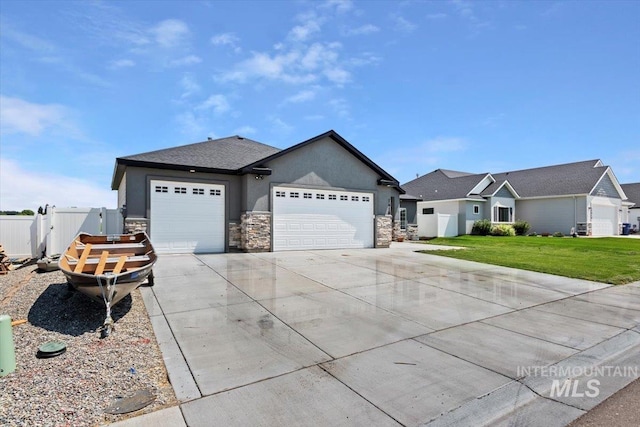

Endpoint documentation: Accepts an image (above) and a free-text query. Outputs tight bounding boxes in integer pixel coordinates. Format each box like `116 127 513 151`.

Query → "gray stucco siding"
245 137 399 216
464 201 483 234
591 173 621 199
122 167 242 222
516 196 586 235
400 200 418 225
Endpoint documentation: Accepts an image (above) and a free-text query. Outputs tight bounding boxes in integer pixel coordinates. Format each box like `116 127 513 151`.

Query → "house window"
275 191 286 197
175 187 187 194
362 196 370 202
399 208 407 231
193 188 204 195
422 207 434 215
473 205 480 215
155 186 168 193
328 194 337 200
303 193 312 199
493 206 513 222
340 195 348 201
210 189 221 196
290 192 299 198
316 194 325 200
352 196 359 201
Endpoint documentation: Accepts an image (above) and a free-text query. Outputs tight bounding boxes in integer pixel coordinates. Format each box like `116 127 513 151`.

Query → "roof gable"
401 169 490 201
241 130 403 192
489 159 612 198
482 180 520 198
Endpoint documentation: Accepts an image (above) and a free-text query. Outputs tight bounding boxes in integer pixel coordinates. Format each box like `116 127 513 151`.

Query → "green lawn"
418 236 640 285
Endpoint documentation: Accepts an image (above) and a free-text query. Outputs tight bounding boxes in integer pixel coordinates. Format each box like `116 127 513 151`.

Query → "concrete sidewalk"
110 243 640 426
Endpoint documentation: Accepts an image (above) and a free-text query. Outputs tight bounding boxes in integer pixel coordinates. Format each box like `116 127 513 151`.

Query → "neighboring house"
111 130 403 253
621 183 640 231
401 160 629 238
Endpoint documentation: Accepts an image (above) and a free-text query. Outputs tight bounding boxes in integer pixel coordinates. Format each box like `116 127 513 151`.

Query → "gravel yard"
0 263 176 426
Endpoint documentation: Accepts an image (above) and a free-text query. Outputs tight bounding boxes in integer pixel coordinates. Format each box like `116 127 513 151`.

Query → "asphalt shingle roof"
621 183 640 207
484 160 606 197
402 159 615 202
118 136 281 171
401 169 490 201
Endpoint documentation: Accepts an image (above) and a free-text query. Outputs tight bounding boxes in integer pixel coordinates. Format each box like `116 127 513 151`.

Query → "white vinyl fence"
0 207 123 258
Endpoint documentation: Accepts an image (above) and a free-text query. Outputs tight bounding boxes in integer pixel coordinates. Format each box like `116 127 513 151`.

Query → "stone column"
375 215 392 248
124 218 149 234
228 222 241 249
240 211 271 252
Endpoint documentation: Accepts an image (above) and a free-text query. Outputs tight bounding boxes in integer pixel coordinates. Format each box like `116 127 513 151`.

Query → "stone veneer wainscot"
240 211 271 252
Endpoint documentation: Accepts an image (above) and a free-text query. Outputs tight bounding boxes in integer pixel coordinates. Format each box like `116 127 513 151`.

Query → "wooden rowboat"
59 232 157 337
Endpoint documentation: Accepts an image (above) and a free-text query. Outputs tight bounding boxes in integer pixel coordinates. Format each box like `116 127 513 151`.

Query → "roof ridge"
120 135 280 159
495 159 603 175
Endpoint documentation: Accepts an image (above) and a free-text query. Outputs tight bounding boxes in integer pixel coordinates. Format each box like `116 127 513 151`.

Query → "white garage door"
150 180 225 253
591 201 618 236
273 186 374 251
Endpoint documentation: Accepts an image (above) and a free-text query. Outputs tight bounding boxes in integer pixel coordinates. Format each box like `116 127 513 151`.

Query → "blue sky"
1 0 638 211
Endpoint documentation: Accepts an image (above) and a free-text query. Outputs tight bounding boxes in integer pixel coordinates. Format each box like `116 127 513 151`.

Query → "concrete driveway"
121 243 640 427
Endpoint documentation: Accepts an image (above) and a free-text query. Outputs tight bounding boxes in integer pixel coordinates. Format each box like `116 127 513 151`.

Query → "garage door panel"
273 186 374 251
591 202 617 236
150 180 225 254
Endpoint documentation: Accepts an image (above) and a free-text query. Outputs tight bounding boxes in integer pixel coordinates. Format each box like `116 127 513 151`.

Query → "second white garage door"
591 200 618 236
273 186 374 251
150 180 225 253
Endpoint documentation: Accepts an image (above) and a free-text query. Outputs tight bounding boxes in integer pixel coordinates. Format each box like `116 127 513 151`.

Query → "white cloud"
344 24 380 36
269 116 293 134
218 50 316 85
150 19 190 47
0 158 116 211
179 74 201 98
0 96 80 137
109 59 135 69
427 13 448 20
349 52 382 67
289 19 322 42
284 90 316 104
218 42 351 87
176 111 205 137
168 55 202 67
450 0 491 32
1 22 56 53
424 137 467 152
391 14 417 33
321 0 354 14
211 32 241 53
323 67 351 85
329 98 349 118
234 125 257 135
196 94 230 114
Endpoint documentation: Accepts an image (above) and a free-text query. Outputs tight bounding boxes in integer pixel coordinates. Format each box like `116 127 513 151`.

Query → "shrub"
528 232 538 237
471 219 492 236
490 224 516 236
513 220 531 236
553 232 564 237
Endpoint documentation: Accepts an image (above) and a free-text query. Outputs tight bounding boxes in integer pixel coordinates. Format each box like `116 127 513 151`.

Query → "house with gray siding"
621 183 640 231
401 159 629 238
111 130 403 253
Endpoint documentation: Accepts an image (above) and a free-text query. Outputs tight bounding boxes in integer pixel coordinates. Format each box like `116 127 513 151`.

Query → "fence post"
0 314 16 377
